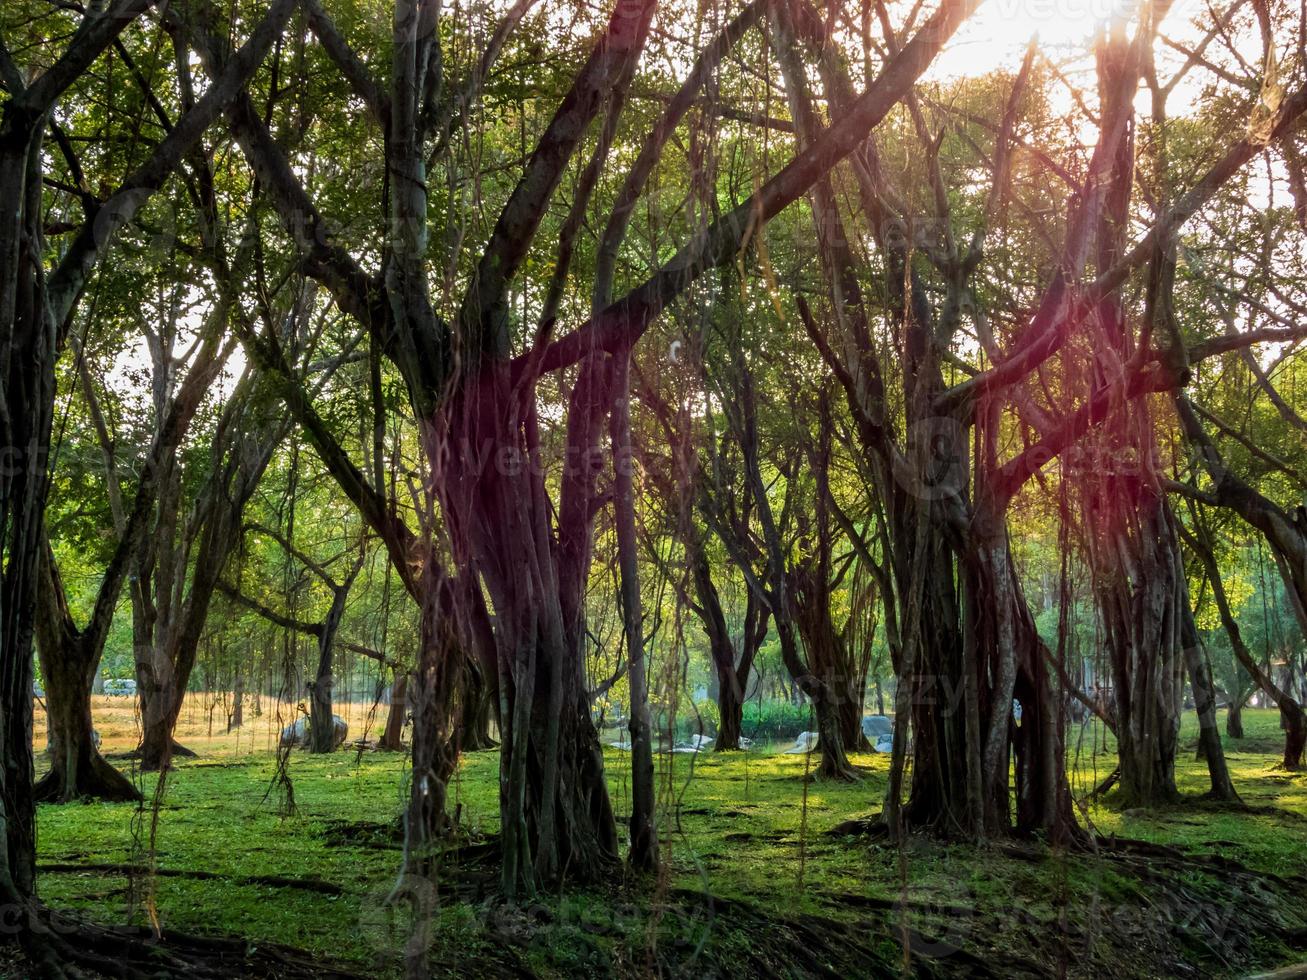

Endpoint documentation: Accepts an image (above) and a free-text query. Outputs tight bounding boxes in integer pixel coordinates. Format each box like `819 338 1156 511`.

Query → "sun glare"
931 0 1141 78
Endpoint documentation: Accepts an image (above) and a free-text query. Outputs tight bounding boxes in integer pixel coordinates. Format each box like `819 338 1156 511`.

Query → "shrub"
740 701 812 742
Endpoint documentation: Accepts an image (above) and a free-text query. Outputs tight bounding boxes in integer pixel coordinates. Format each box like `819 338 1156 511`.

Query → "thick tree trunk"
35 633 138 803
1283 706 1307 773
895 505 973 833
306 672 336 753
775 617 857 781
436 361 620 900
0 94 76 977
792 581 870 756
959 505 1082 842
1097 501 1184 810
716 681 744 752
137 690 200 771
34 546 140 802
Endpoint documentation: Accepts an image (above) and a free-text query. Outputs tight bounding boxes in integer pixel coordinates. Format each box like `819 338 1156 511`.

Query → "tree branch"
520 0 985 380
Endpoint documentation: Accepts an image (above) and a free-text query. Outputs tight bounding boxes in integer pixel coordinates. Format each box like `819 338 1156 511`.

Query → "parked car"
102 678 136 697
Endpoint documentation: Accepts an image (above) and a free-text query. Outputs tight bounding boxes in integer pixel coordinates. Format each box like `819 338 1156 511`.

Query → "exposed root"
33 756 142 805
7 901 367 979
37 863 345 895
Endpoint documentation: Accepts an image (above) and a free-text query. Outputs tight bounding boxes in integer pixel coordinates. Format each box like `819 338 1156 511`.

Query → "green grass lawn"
31 708 1307 978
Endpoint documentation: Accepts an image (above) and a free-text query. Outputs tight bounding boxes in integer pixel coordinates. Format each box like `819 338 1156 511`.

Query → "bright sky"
98 0 1270 419
937 0 1137 75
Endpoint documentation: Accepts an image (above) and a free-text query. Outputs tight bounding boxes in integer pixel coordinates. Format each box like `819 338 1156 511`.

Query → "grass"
27 699 1307 978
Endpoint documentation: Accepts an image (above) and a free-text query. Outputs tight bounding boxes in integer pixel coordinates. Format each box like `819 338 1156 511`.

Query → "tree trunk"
1184 507 1306 771
0 97 64 972
689 536 764 752
228 675 244 732
1180 603 1239 800
792 575 870 755
717 681 744 752
962 504 1082 842
895 502 973 833
33 545 140 802
380 673 408 750
1078 420 1186 809
1097 503 1184 810
137 692 200 771
1283 706 1307 773
134 408 284 770
611 352 657 871
455 660 498 752
439 361 621 900
35 632 138 803
776 617 857 781
308 584 348 753
398 581 460 879
1226 696 1244 738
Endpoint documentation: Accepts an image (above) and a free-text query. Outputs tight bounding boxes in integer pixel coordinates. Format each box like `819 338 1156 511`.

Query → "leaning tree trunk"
136 402 283 770
1185 501 1307 771
1180 600 1239 800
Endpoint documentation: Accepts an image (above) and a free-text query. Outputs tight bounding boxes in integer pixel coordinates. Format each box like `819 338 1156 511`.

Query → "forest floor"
16 700 1307 978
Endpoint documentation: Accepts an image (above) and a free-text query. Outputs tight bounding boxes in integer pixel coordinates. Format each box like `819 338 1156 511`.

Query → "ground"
13 698 1307 977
